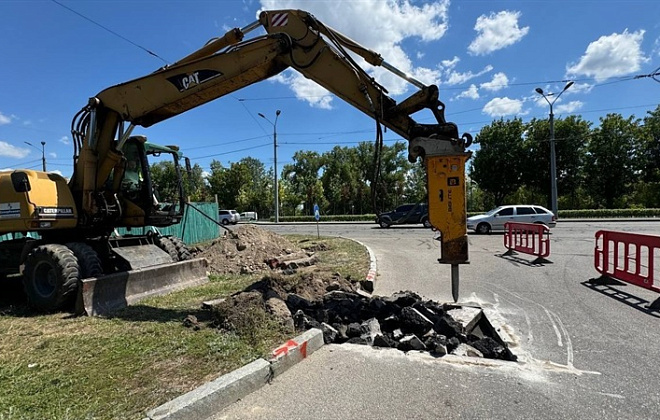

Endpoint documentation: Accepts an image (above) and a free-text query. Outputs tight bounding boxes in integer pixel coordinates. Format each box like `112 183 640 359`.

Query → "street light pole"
535 81 573 217
258 110 281 223
24 141 47 171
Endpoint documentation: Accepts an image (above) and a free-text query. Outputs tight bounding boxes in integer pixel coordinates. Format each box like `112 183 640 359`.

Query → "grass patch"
0 236 368 420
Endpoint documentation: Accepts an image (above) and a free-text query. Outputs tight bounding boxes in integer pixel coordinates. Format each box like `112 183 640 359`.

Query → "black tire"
22 244 79 312
476 223 491 234
379 219 390 228
168 236 192 261
221 219 229 225
422 218 432 228
154 235 179 262
66 242 103 279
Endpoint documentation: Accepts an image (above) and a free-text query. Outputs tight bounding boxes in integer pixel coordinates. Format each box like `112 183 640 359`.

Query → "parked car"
376 203 431 228
218 209 240 225
240 211 258 221
467 205 556 234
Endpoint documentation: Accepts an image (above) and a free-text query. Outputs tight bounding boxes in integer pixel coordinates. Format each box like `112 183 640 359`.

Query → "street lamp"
258 110 281 223
24 141 46 171
535 81 573 217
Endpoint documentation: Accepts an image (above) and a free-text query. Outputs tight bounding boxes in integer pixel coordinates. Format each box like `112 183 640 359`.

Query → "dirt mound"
196 224 303 275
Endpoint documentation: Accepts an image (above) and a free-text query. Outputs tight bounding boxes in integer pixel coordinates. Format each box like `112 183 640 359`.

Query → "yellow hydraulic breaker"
409 136 471 302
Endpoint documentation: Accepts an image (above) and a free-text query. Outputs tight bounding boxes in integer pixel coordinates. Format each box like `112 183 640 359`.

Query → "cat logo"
167 69 223 92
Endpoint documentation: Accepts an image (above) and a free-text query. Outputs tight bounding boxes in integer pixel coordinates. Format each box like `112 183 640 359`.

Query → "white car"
218 209 240 225
467 205 556 234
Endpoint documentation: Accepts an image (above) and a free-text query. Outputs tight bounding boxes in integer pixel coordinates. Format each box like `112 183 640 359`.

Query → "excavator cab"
114 136 186 228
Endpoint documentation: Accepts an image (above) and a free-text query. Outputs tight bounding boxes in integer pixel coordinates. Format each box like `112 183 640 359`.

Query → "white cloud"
566 29 648 82
482 97 524 117
49 152 57 158
59 136 71 145
0 112 11 125
555 100 584 114
566 82 593 94
440 56 460 70
456 84 479 100
468 11 529 56
259 0 451 105
48 170 63 176
272 72 333 109
480 72 509 92
445 65 493 85
0 141 30 159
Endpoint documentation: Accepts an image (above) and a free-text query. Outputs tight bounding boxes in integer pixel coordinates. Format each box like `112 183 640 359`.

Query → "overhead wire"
49 0 170 64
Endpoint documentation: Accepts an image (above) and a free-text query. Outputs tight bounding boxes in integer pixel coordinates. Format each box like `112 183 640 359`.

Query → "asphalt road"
213 221 660 420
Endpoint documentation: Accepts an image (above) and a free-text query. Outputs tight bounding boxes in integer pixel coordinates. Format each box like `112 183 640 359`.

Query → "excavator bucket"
76 257 209 316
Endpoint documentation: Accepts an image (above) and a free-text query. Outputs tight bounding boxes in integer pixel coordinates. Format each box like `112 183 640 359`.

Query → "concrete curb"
340 236 377 291
144 329 324 420
269 328 325 378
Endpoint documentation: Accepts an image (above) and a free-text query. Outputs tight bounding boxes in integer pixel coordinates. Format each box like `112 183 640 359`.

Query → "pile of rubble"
195 225 315 275
210 279 516 361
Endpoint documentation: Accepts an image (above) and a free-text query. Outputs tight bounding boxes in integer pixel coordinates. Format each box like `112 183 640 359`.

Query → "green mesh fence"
111 202 221 245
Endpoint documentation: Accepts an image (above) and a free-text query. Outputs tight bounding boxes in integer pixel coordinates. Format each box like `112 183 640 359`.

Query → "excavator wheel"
168 236 192 261
66 242 103 278
154 235 179 262
22 244 80 312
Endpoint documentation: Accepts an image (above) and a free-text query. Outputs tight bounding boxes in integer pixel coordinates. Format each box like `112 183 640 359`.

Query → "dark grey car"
376 203 431 228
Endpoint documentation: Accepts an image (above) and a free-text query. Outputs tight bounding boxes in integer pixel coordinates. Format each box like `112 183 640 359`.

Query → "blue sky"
1 0 659 178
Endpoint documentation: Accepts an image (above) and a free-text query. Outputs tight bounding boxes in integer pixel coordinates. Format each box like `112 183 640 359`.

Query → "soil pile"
195 225 304 275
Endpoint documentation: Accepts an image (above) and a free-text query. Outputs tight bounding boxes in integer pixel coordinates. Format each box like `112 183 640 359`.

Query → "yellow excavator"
0 9 471 314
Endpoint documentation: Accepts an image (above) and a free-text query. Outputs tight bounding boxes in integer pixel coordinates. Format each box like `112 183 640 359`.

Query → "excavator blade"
76 258 209 316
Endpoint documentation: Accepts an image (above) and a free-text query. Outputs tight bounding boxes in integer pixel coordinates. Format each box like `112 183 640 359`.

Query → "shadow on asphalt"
581 276 660 318
495 251 553 267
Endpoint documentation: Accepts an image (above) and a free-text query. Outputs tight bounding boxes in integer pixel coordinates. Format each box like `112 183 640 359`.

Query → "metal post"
24 141 46 172
548 107 557 217
259 110 281 223
535 81 573 218
41 141 46 171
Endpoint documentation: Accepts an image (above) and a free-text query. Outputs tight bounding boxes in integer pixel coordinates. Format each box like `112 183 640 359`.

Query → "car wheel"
379 219 390 228
476 222 491 234
422 218 432 228
222 219 229 225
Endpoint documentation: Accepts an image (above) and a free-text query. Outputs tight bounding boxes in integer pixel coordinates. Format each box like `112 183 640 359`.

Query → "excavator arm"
71 9 471 301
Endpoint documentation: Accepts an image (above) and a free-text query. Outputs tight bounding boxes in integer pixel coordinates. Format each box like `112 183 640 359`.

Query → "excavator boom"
61 8 470 309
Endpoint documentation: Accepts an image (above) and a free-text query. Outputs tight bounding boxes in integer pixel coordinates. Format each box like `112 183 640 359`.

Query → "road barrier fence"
594 230 660 294
503 222 550 260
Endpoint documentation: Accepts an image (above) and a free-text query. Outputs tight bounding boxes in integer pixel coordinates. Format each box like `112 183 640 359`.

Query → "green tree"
584 113 641 208
282 151 327 215
470 118 527 206
320 146 361 214
524 116 591 209
150 161 208 203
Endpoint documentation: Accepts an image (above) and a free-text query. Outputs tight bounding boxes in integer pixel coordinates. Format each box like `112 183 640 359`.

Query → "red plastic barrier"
503 222 550 258
594 230 660 293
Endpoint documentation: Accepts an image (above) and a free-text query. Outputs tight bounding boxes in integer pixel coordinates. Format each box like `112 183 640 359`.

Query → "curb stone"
144 329 324 420
339 236 377 291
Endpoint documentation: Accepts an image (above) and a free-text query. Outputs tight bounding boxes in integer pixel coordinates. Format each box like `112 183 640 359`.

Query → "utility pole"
24 141 47 171
258 110 281 223
535 81 573 217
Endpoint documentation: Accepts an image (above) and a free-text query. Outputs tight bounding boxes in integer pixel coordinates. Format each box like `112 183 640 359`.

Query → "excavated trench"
200 228 516 362
286 290 517 361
